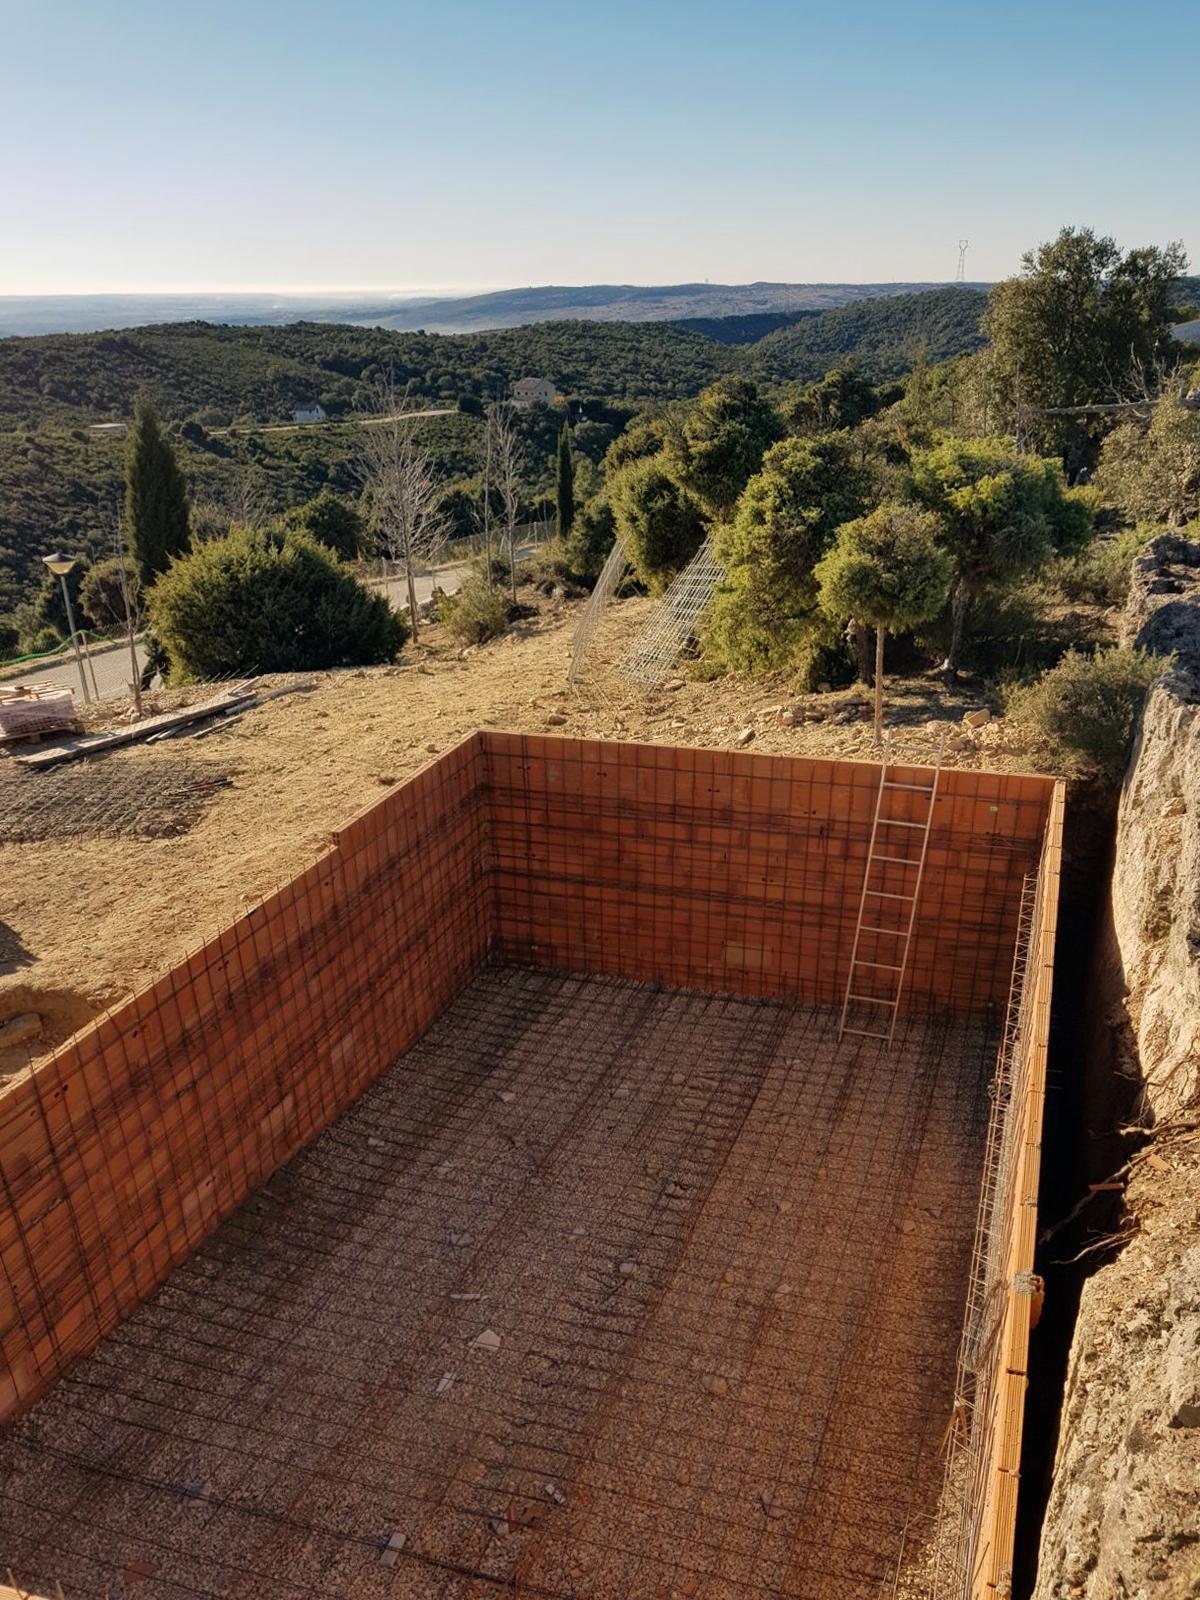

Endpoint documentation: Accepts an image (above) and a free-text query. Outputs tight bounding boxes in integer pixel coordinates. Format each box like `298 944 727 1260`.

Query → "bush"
608 456 707 591
27 626 64 656
440 573 510 646
521 537 591 598
1002 647 1163 776
281 490 369 561
1040 526 1155 608
80 557 138 636
148 524 407 681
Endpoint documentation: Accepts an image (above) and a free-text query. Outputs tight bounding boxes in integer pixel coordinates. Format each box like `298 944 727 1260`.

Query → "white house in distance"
292 403 327 424
510 377 557 410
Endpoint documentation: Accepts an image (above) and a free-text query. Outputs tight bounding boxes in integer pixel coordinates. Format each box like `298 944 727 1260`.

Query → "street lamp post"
41 552 92 705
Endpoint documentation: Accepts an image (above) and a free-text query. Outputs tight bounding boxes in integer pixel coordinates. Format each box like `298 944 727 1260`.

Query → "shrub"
1002 647 1163 777
1040 526 1155 608
440 573 510 646
80 557 138 636
521 537 591 598
27 627 64 656
148 524 407 681
281 490 369 561
608 457 708 591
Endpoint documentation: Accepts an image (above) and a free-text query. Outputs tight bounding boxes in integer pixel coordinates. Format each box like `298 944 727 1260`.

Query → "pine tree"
555 420 575 539
124 399 190 587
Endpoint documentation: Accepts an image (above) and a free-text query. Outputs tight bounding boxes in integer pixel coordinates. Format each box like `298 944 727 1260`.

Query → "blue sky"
4 0 1196 293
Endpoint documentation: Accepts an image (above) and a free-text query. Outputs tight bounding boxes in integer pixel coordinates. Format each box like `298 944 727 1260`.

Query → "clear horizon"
5 0 1195 296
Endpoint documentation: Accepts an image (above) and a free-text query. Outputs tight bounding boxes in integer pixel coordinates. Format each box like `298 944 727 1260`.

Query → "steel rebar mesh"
0 969 996 1600
620 536 725 689
567 535 630 686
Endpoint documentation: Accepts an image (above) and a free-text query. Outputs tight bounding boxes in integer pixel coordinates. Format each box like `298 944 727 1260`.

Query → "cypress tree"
124 399 190 587
555 420 575 539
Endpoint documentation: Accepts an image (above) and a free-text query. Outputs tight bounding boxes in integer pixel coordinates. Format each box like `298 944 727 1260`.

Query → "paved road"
2 563 473 703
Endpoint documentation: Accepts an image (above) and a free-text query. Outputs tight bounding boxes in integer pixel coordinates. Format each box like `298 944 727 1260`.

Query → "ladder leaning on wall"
838 735 945 1047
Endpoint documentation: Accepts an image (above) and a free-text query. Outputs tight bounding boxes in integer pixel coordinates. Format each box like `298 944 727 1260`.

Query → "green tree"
568 493 617 579
783 367 893 436
148 525 406 681
669 376 783 515
555 422 575 538
124 398 191 586
704 432 872 675
815 504 953 743
1095 394 1200 528
80 557 139 636
282 489 369 560
608 457 708 591
908 436 1093 676
602 413 671 475
981 227 1188 472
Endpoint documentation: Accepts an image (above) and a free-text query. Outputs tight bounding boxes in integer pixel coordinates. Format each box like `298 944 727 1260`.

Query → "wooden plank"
15 685 256 770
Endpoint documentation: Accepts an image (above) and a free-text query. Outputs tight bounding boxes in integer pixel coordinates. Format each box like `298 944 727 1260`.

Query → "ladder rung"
876 818 925 828
841 1027 891 1041
864 889 915 900
847 993 899 1007
853 960 904 971
871 854 919 866
883 781 935 793
860 924 906 936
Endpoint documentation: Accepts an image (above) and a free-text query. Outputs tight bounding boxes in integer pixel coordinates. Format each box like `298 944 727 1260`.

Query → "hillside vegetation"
743 287 988 384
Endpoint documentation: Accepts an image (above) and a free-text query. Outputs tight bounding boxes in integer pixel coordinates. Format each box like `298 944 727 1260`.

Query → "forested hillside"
743 287 988 384
0 287 1010 618
0 319 731 434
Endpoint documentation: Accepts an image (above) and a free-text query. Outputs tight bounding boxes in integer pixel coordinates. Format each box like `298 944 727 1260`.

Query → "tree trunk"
508 520 518 606
873 625 885 748
942 577 970 684
403 528 420 643
847 618 873 683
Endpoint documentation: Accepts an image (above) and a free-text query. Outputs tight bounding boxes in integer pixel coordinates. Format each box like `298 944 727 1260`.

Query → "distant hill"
673 310 820 345
0 281 985 340
742 287 989 384
0 318 730 434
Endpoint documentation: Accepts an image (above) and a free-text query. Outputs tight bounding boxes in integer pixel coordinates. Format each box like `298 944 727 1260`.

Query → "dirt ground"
0 595 1055 1068
0 967 995 1600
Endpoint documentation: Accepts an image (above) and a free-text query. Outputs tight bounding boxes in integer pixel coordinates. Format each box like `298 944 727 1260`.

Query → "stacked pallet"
0 683 77 743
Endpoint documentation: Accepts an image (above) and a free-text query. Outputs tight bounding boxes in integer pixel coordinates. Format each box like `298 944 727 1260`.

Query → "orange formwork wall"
0 734 492 1420
0 733 1059 1439
485 734 1055 1015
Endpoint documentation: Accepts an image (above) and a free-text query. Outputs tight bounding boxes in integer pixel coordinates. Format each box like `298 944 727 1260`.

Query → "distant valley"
0 280 990 339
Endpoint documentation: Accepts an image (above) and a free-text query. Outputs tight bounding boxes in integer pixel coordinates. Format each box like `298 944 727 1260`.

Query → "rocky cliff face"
1034 536 1200 1599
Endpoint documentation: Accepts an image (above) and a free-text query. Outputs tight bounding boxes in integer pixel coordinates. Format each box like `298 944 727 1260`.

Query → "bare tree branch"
359 378 447 642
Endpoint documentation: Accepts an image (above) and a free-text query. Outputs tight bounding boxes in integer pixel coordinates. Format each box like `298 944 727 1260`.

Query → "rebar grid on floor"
0 967 995 1600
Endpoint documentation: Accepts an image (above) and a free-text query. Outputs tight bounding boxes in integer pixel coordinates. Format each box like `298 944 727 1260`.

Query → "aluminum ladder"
838 735 944 1046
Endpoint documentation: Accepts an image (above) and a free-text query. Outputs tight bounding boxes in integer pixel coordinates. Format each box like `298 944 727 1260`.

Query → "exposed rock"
962 708 991 728
735 727 755 746
1034 535 1200 1600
